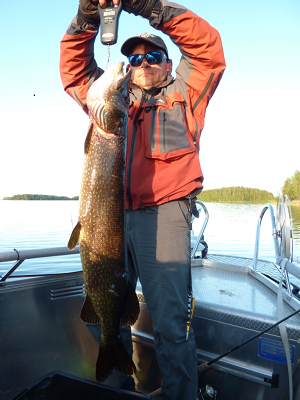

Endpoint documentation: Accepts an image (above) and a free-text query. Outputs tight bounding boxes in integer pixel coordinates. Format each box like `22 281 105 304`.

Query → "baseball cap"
121 33 169 59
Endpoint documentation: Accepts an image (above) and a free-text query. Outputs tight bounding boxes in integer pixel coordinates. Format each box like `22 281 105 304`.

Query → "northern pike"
68 62 139 382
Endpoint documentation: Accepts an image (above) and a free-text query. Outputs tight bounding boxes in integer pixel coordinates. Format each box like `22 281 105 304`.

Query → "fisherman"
60 1 225 399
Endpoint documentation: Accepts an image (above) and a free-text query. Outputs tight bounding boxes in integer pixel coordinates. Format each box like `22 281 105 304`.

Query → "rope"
277 256 293 400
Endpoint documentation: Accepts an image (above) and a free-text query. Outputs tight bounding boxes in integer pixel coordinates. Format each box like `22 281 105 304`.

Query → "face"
129 43 169 90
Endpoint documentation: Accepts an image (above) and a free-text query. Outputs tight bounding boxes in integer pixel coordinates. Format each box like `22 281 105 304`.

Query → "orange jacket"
60 1 226 210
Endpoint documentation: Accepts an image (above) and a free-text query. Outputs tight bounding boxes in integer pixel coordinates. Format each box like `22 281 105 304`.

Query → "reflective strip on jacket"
60 0 226 210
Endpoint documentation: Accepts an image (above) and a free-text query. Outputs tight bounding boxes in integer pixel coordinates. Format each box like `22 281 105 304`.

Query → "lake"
0 200 299 277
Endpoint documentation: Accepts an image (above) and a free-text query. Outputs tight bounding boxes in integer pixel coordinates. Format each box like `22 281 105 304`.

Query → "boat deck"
192 257 300 338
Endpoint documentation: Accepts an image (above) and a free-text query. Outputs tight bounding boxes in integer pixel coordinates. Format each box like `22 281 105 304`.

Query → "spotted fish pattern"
68 63 139 382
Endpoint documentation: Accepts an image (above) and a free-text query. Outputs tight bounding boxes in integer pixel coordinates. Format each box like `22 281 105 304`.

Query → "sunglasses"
128 51 167 67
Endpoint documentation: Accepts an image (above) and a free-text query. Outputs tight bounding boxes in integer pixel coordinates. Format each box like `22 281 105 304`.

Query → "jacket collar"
129 75 174 101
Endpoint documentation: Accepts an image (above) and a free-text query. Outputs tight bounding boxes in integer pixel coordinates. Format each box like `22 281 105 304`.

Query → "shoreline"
2 198 300 204
197 199 300 205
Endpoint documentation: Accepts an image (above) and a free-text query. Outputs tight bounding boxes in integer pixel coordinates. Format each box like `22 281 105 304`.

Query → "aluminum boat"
1 196 299 400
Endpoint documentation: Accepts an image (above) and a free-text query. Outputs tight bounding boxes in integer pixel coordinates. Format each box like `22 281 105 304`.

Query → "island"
3 194 79 200
198 187 276 203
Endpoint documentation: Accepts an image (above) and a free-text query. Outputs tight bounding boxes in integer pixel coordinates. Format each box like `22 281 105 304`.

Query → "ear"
126 64 130 73
166 59 173 75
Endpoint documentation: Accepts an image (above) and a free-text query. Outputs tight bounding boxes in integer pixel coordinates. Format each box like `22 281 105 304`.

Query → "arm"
59 4 103 114
122 0 225 142
149 0 226 116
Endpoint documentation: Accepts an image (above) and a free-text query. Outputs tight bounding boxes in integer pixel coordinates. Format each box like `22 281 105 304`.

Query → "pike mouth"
87 62 131 136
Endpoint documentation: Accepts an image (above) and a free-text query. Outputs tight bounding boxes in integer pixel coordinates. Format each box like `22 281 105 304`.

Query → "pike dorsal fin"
67 221 81 250
84 121 93 154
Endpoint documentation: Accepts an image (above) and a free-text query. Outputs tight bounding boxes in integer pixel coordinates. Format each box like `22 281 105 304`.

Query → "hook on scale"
106 45 111 70
98 1 122 69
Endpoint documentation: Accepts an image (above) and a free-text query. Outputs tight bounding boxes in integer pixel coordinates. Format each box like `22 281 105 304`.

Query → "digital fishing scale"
98 0 122 68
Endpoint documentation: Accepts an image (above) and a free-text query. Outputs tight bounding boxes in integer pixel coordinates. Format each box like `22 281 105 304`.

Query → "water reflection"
291 204 300 238
193 202 300 263
0 200 299 276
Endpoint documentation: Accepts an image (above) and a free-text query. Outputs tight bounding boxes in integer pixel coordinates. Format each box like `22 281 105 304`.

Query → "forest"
198 187 276 203
281 170 300 201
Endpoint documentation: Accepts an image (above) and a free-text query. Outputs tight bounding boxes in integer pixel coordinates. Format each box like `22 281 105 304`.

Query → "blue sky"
0 0 299 198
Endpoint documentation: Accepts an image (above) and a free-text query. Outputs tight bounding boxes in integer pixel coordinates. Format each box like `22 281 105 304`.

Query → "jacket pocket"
145 99 195 160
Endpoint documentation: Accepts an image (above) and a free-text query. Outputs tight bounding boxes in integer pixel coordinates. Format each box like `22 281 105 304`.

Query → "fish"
67 62 139 382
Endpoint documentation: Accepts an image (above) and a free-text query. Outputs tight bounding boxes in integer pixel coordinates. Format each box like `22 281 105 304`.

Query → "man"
60 1 225 399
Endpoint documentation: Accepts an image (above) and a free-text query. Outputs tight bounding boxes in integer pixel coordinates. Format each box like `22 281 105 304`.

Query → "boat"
1 196 300 400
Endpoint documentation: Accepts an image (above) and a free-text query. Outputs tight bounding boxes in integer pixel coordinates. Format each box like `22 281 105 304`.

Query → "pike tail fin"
121 281 140 327
67 221 81 250
96 338 136 382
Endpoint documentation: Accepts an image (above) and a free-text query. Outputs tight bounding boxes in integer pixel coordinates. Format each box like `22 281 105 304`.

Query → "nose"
140 57 150 67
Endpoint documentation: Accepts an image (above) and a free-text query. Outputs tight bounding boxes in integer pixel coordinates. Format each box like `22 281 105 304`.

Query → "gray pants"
87 200 198 399
126 200 198 400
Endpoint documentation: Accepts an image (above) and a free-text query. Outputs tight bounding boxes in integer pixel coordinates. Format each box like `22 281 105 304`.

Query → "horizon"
0 184 288 201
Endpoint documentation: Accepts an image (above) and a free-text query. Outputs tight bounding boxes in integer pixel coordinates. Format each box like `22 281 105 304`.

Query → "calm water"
0 200 299 277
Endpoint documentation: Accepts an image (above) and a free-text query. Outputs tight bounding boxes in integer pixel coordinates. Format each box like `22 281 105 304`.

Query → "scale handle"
98 0 122 45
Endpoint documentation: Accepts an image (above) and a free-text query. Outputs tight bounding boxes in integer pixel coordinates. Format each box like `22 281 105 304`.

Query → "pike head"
87 62 131 136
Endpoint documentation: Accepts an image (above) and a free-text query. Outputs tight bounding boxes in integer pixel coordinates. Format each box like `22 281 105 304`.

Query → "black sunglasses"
128 51 167 67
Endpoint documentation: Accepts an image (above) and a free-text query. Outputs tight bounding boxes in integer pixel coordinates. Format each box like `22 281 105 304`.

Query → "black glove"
122 0 159 18
78 0 100 28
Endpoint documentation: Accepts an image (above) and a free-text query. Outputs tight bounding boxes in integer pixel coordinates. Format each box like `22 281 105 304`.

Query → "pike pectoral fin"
121 281 140 327
84 121 93 154
80 293 101 324
96 338 136 382
67 222 81 250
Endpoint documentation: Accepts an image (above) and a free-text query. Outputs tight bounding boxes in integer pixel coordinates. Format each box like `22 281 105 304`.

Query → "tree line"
198 187 276 203
3 170 299 202
3 194 79 200
281 170 300 201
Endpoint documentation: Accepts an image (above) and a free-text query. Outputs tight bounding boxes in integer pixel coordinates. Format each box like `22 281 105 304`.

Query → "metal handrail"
253 205 279 270
0 201 208 282
252 199 300 297
191 200 209 259
0 246 79 283
277 195 294 262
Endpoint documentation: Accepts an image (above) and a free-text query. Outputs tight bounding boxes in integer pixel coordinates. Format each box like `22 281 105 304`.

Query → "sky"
0 0 299 199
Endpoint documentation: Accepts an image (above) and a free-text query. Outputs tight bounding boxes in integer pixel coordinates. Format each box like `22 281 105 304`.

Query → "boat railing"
253 195 300 296
0 246 79 284
191 200 209 259
0 200 209 283
253 204 279 267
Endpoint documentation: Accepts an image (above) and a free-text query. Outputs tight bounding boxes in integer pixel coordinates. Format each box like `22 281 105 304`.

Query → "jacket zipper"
127 91 146 210
192 72 215 113
162 112 166 153
150 106 158 152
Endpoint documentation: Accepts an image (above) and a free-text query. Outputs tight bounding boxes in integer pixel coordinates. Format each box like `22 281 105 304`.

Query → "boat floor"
1 254 300 400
